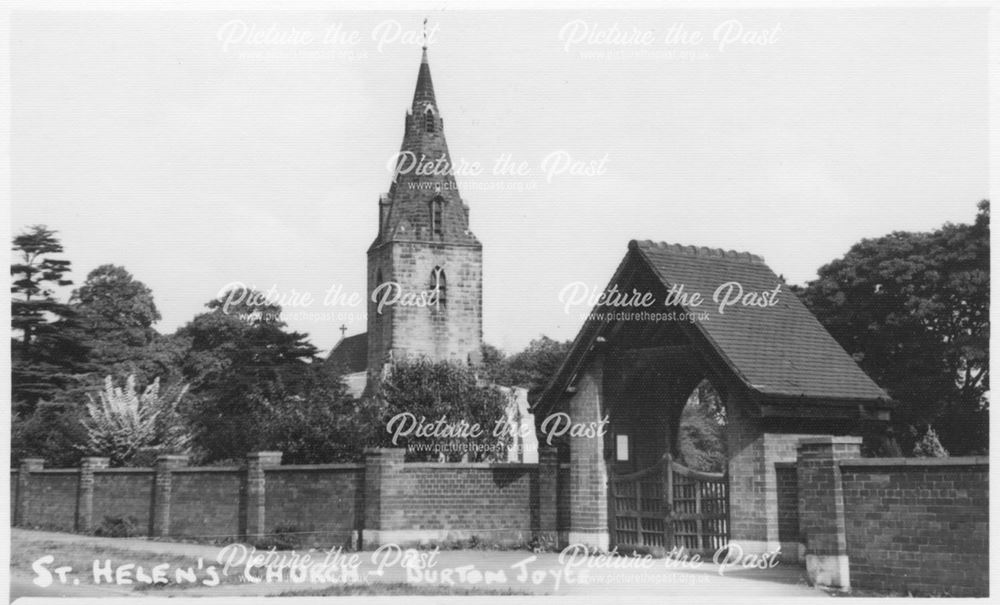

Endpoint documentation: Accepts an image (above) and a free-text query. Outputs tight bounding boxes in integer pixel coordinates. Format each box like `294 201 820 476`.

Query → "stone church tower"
365 46 483 378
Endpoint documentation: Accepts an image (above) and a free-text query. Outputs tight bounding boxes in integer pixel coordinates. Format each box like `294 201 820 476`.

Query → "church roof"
537 240 890 412
327 332 368 374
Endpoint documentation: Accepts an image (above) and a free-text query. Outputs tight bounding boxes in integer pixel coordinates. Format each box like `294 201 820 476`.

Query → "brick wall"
24 471 78 530
92 470 155 530
840 458 988 597
169 469 243 538
774 462 799 546
725 393 766 546
264 465 364 548
361 448 547 547
13 450 550 550
785 442 989 596
557 462 572 545
394 463 536 540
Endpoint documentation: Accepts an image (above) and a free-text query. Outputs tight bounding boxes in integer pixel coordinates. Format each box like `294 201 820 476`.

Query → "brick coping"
267 463 364 471
798 436 864 446
840 456 988 467
403 462 539 469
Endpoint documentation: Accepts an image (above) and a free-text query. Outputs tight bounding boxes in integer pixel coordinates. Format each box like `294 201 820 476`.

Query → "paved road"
10 529 827 599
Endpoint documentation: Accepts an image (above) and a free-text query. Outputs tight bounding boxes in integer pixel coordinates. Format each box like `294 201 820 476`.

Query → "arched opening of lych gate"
599 309 733 556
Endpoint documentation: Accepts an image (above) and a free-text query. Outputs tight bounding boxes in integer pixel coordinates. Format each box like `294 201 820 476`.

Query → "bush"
82 374 191 466
252 523 303 551
368 358 512 462
94 515 142 537
912 426 949 457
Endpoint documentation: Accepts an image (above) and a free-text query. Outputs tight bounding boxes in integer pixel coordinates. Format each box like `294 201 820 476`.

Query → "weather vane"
422 17 428 50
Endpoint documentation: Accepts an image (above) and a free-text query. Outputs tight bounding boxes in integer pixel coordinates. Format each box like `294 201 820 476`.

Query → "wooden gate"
611 454 729 555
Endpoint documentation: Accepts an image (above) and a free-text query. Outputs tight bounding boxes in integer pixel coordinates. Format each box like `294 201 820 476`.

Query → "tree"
10 225 89 412
11 403 89 468
81 375 191 466
174 289 323 462
480 336 573 402
11 225 73 347
676 380 727 472
260 386 371 464
797 201 989 455
70 264 183 387
367 358 512 462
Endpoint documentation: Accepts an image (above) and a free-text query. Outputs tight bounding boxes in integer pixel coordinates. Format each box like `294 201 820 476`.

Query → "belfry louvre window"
431 197 444 235
425 111 435 133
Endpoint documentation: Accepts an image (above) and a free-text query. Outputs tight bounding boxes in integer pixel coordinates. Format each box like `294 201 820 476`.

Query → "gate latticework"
611 454 729 555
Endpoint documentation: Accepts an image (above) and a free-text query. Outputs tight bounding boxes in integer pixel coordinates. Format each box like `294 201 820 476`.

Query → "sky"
10 7 990 355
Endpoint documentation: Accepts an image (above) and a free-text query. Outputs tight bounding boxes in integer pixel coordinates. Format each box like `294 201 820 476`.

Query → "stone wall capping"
839 456 988 467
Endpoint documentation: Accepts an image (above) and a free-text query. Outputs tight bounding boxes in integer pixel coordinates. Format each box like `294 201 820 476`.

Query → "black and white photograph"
3 1 993 600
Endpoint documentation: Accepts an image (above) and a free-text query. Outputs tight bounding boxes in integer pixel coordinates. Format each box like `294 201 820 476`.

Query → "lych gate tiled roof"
631 240 888 402
538 240 889 409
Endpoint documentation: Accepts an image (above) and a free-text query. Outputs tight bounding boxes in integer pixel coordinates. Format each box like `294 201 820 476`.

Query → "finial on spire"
422 17 428 50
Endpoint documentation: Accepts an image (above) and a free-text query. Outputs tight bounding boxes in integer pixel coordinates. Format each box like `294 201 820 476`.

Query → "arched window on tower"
424 109 436 133
430 196 444 235
430 266 447 310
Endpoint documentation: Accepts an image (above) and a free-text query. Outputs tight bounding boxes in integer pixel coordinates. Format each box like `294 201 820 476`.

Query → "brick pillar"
362 448 404 548
15 458 44 526
536 446 559 547
151 454 189 537
245 451 282 542
77 457 109 533
567 357 609 550
796 436 862 591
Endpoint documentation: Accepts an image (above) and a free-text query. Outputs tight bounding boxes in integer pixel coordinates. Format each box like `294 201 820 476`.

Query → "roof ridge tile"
629 239 764 264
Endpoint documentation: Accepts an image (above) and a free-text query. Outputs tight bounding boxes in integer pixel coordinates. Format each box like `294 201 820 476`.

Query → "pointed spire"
371 42 480 250
412 43 436 108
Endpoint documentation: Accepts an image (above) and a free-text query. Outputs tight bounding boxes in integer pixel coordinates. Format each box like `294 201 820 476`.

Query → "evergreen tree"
10 225 88 412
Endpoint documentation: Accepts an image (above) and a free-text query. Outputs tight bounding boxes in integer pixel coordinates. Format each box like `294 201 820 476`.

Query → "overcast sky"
10 7 989 355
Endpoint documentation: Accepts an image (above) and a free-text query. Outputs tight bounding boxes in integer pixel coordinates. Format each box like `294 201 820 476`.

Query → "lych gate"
611 453 729 555
535 240 893 559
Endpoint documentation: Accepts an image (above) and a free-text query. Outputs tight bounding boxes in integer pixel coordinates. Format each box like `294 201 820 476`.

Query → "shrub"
94 515 142 537
252 523 303 551
81 374 191 466
912 426 949 457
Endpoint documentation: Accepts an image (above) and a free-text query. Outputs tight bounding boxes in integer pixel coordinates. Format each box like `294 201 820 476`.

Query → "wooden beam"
618 344 694 356
759 403 868 419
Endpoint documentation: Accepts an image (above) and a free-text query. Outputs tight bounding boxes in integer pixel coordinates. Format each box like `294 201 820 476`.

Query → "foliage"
796 201 989 455
174 289 321 462
912 426 949 458
252 523 303 551
257 377 371 464
11 402 89 468
10 225 74 347
10 225 89 412
367 358 512 461
70 264 185 388
81 375 191 466
677 380 727 472
94 515 142 538
480 336 573 402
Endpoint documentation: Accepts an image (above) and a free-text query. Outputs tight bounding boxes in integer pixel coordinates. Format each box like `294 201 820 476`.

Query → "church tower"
366 46 483 377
